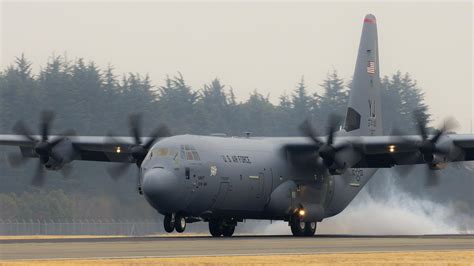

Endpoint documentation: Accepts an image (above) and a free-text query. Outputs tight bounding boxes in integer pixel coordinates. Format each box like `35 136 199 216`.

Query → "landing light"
116 146 121 153
298 209 305 217
388 145 396 153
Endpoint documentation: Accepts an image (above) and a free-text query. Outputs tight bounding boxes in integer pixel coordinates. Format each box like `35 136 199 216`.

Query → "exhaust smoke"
239 170 473 235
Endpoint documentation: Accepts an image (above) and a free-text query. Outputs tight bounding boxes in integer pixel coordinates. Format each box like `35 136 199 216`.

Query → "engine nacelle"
429 162 448 170
422 153 448 165
422 153 448 170
43 138 76 170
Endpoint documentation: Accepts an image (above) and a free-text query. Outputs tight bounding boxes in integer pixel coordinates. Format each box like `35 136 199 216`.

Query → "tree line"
0 54 429 137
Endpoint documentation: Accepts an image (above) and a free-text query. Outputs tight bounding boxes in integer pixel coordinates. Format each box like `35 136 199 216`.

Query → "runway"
1 234 473 260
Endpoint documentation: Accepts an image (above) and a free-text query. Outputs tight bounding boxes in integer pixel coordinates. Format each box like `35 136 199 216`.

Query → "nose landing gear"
289 214 316 237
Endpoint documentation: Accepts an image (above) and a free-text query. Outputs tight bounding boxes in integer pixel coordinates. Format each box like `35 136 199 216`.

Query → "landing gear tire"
304 221 317 237
163 214 174 233
222 225 235 237
175 213 186 233
209 219 223 237
290 216 305 237
290 215 316 237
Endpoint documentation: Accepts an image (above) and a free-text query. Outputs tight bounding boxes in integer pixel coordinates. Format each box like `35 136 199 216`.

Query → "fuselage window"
186 151 194 160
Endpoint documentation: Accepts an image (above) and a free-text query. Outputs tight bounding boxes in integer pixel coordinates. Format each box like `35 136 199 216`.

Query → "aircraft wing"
284 134 474 169
0 134 154 163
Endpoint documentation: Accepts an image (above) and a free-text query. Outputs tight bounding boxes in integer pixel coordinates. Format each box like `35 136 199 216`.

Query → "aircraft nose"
142 168 182 213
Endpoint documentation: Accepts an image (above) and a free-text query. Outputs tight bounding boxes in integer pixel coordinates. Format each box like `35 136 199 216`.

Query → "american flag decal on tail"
367 61 376 74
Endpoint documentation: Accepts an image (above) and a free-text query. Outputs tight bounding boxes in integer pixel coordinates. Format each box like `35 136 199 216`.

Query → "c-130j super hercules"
1 14 474 237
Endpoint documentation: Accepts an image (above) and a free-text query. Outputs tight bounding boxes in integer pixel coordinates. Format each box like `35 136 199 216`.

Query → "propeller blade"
49 150 63 163
423 164 440 187
129 113 142 145
413 111 428 139
413 110 428 140
107 163 132 180
393 165 416 178
333 142 350 153
431 117 459 144
327 131 334 146
40 110 55 142
326 114 342 145
392 151 420 165
31 160 46 187
105 133 129 146
60 165 73 178
7 153 29 168
430 129 444 144
143 124 171 150
299 120 323 146
49 136 65 147
12 120 36 142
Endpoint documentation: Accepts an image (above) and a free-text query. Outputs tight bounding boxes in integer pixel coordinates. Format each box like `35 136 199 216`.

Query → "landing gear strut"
209 218 236 237
289 214 316 237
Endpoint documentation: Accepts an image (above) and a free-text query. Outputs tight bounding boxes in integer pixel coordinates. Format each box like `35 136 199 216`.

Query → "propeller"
8 110 74 186
106 113 171 180
299 114 353 173
392 110 458 187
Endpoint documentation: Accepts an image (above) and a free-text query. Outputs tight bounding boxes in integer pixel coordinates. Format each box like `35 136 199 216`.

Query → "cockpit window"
180 144 201 161
151 147 178 158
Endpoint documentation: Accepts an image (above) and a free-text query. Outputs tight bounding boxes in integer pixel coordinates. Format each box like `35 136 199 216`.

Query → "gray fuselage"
140 134 377 222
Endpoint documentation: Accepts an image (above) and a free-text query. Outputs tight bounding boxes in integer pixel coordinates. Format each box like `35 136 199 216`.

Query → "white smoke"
238 171 473 235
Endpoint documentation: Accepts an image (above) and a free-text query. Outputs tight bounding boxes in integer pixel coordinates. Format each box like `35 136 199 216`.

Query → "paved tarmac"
1 235 473 260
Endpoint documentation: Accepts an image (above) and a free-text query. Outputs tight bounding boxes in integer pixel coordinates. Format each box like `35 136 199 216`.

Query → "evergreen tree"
157 73 198 134
0 54 38 131
240 90 276 136
197 78 230 134
318 71 348 129
291 77 312 119
381 72 430 134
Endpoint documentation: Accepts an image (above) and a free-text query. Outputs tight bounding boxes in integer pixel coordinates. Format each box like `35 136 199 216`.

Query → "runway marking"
3 249 473 262
2 235 472 261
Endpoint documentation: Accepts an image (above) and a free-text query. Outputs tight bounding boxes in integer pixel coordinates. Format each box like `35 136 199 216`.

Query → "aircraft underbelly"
325 167 378 217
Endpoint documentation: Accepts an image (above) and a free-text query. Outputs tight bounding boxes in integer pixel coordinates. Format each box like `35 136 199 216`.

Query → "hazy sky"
1 1 473 133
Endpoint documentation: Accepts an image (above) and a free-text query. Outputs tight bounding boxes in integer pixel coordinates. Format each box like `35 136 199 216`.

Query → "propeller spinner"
393 110 458 187
299 114 353 174
106 113 171 180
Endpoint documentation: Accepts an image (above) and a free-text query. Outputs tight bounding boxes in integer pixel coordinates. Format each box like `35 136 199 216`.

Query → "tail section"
344 14 383 136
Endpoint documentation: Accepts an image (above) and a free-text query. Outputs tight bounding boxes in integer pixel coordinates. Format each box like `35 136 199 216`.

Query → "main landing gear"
209 218 236 237
163 213 187 233
289 213 316 237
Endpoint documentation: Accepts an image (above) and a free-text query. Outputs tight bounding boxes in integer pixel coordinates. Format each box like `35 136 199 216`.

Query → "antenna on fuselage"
245 132 251 138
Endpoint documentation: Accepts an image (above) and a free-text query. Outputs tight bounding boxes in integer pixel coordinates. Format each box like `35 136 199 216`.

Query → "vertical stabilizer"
344 14 383 136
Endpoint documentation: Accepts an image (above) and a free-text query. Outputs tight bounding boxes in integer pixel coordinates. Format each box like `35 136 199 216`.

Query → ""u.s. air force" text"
221 155 252 164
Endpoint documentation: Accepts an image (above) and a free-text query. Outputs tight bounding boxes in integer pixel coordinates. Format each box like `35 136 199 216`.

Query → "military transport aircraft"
1 14 473 237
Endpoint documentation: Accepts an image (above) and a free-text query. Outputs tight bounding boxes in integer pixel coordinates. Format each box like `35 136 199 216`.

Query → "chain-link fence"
0 219 162 236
